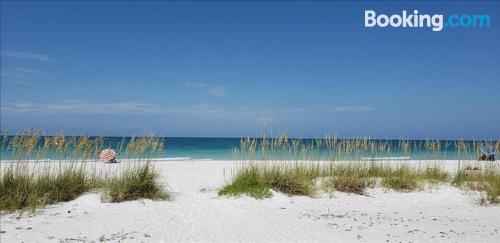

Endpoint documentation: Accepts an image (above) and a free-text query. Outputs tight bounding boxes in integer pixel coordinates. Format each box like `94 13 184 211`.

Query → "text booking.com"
365 10 491 32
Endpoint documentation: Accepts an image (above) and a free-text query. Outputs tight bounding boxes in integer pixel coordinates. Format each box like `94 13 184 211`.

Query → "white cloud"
1 101 277 128
186 82 229 96
2 101 162 114
332 106 376 112
0 67 39 79
1 101 238 116
13 68 38 73
1 51 51 61
1 101 376 129
208 86 229 96
186 104 224 114
2 80 34 86
0 68 39 86
3 101 376 115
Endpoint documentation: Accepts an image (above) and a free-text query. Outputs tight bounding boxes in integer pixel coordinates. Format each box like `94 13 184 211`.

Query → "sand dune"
1 160 499 242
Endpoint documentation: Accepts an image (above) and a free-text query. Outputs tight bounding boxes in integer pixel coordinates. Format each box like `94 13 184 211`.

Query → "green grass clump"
322 175 373 194
484 175 500 204
381 165 419 191
0 165 99 212
261 164 317 196
322 164 374 194
220 162 451 198
452 168 500 204
451 169 474 186
219 164 317 198
263 172 315 196
0 130 169 211
382 175 418 191
0 162 169 211
380 165 449 191
422 166 449 182
103 163 168 202
324 163 447 192
219 166 272 199
266 175 314 196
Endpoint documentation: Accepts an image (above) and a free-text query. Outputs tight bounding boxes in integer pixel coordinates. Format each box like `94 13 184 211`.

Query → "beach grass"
1 130 498 208
219 163 319 198
322 174 374 194
232 134 498 162
218 166 272 199
102 163 169 202
220 162 450 198
0 164 100 212
0 129 168 212
0 162 168 211
381 168 419 191
221 134 480 199
452 166 500 204
261 164 317 196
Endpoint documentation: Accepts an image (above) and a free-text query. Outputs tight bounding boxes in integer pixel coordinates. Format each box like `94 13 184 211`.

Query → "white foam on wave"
361 156 411 161
149 157 193 161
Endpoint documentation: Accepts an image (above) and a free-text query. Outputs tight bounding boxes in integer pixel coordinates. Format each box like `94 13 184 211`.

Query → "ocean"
1 136 498 161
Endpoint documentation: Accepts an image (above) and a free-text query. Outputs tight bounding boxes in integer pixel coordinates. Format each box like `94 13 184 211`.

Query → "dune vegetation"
221 134 499 204
219 162 450 199
1 129 498 210
102 162 168 203
0 129 168 212
452 165 500 204
232 133 499 162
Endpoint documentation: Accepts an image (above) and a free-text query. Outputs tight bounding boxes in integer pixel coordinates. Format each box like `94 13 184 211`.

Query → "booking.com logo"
365 10 491 32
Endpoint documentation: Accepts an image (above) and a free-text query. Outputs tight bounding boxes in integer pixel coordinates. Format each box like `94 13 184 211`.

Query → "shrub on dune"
381 165 419 191
261 164 317 196
219 164 318 199
218 166 272 199
0 130 169 211
382 175 419 191
0 165 98 212
102 163 169 202
264 173 315 196
219 162 453 198
452 168 500 204
422 166 449 182
322 175 373 195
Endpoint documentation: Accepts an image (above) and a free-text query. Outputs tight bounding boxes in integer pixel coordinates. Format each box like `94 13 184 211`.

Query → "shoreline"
1 159 497 174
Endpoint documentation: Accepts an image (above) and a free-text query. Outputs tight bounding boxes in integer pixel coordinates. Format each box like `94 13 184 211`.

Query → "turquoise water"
0 136 497 161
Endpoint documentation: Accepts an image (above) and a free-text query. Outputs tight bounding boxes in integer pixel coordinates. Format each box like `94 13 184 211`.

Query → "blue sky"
1 1 499 139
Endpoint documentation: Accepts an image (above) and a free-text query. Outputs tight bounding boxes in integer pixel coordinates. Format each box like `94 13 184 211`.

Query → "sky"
1 1 499 139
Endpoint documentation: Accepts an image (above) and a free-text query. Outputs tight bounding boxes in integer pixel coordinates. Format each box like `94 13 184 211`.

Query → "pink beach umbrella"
100 148 117 162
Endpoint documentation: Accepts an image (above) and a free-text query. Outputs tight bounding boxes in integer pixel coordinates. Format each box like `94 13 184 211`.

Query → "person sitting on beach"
107 157 118 163
479 145 495 161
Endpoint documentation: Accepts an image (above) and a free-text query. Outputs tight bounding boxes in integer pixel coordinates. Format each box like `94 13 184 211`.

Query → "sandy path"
1 160 499 242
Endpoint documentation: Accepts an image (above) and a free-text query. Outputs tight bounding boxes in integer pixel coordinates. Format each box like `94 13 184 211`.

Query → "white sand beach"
1 160 499 242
